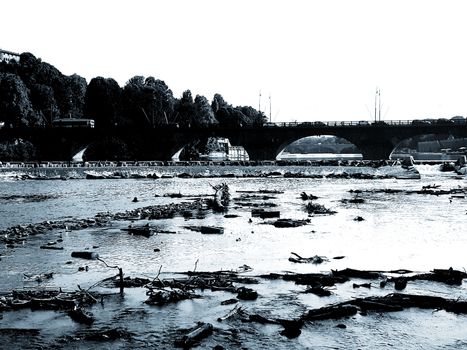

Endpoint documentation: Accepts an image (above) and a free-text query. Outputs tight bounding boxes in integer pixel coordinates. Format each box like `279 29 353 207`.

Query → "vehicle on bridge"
52 118 95 128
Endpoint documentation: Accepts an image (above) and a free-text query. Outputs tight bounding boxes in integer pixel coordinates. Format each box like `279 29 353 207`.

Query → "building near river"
0 49 20 62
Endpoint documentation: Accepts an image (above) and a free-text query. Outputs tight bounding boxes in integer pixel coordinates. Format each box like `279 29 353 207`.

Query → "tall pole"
259 90 261 112
374 87 377 123
378 89 381 122
269 94 272 122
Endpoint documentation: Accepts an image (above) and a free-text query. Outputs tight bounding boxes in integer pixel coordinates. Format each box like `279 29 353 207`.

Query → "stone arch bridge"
1 120 466 161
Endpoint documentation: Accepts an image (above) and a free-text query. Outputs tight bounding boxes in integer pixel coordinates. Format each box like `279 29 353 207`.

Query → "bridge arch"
276 135 362 160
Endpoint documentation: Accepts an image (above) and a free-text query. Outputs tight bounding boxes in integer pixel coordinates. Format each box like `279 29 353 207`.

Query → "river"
0 164 466 349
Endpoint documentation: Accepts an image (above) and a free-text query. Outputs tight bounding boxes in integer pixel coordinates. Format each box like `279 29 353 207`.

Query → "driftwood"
237 189 284 194
300 192 318 200
144 288 199 306
305 202 337 215
251 208 281 218
67 306 95 325
121 224 154 237
333 267 467 287
236 287 258 300
303 304 358 321
289 252 329 264
0 288 100 325
241 292 467 339
349 186 467 197
234 201 278 208
100 275 151 288
332 268 381 279
184 226 224 234
266 272 348 287
174 322 214 348
40 245 64 250
153 270 258 293
23 272 54 283
303 285 332 296
273 218 310 228
341 198 365 204
217 304 245 322
71 251 100 260
209 183 230 212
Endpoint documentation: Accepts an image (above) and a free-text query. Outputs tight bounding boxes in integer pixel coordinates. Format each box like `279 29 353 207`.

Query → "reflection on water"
0 164 466 349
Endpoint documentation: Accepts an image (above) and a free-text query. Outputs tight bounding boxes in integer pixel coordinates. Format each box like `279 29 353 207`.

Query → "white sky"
3 0 467 122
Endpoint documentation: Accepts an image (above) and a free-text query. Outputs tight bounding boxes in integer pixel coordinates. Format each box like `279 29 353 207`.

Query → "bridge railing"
261 119 461 127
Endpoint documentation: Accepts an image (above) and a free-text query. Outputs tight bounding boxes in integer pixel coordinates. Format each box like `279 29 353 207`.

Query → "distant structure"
0 49 20 62
217 138 249 161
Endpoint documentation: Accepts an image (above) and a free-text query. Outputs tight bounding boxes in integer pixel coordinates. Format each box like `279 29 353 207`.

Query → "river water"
0 164 466 349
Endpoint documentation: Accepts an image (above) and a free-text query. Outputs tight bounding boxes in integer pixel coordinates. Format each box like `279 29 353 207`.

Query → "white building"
0 49 20 62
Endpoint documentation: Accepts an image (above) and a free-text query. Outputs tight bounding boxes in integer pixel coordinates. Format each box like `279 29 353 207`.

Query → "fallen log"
184 226 224 234
236 287 258 300
303 285 332 297
303 304 358 321
217 304 244 322
300 192 318 200
71 251 99 260
289 252 329 264
209 183 230 212
332 268 381 279
273 218 309 228
145 288 200 306
40 245 64 250
305 202 336 215
68 306 95 325
174 322 214 348
121 224 154 237
258 211 281 219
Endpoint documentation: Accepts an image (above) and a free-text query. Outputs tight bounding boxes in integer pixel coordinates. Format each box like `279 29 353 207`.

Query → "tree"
211 93 229 113
121 76 176 127
144 77 175 125
84 77 122 128
174 90 195 126
30 83 60 125
0 73 40 127
238 106 267 125
66 74 87 118
192 95 218 126
120 76 147 127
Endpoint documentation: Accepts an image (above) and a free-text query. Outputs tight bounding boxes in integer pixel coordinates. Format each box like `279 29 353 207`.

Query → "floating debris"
273 218 310 228
121 224 154 237
184 226 224 234
289 252 329 264
174 322 214 348
305 202 336 215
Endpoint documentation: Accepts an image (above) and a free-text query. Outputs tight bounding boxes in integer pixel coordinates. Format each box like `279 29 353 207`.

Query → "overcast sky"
3 0 467 122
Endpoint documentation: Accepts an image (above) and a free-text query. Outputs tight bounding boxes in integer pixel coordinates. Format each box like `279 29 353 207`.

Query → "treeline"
0 52 266 129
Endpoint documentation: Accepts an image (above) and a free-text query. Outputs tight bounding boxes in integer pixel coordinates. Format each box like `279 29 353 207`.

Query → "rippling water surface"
0 164 466 349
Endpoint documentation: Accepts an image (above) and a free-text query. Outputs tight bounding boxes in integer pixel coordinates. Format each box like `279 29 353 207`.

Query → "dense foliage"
0 52 266 129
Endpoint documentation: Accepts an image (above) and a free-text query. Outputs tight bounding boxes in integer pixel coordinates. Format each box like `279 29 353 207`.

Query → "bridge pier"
341 129 400 160
353 140 396 160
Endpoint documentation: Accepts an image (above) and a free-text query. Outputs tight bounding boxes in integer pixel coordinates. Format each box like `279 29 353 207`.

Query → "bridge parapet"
262 119 466 128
